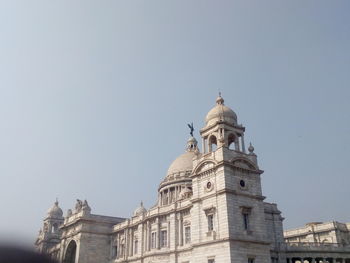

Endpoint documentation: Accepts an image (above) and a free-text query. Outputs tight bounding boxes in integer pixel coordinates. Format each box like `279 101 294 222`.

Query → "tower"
190 94 271 263
36 200 64 254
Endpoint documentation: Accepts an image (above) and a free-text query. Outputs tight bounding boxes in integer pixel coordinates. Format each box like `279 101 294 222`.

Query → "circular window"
206 181 212 189
240 180 245 188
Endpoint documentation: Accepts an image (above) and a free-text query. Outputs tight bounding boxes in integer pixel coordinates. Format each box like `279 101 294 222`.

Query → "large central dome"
166 136 198 177
205 95 237 126
167 150 196 176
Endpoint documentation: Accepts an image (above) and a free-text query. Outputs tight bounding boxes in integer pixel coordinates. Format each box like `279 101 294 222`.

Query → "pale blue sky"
0 1 349 246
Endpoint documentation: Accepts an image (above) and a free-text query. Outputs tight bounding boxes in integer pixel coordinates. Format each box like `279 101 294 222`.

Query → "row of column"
159 185 183 206
202 132 246 153
115 212 191 260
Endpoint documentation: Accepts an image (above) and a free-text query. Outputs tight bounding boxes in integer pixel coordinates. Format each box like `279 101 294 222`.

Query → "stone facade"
35 95 349 263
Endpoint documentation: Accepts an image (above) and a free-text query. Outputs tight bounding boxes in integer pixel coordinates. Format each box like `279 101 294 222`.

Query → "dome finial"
216 92 224 105
55 198 58 205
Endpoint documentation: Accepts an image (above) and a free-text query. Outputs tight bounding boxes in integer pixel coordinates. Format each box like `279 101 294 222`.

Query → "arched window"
209 135 217 152
228 133 240 151
64 240 77 263
51 223 58 233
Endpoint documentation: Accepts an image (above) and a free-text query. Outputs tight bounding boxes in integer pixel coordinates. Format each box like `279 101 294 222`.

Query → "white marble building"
35 95 299 263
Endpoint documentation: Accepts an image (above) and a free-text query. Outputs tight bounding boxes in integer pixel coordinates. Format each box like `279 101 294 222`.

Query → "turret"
35 200 64 253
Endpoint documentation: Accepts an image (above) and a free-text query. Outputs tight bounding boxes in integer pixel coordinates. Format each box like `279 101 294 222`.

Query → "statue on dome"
187 122 194 137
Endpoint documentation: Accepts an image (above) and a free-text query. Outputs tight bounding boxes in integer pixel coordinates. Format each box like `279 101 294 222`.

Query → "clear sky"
0 1 349 247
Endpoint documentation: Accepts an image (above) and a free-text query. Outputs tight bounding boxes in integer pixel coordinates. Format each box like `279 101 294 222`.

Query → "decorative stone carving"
67 209 72 217
75 199 83 212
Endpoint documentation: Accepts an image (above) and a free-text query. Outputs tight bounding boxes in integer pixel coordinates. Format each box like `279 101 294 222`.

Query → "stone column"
202 138 206 153
157 217 160 249
235 137 240 151
130 228 133 256
179 215 183 246
125 229 128 259
117 233 120 259
175 213 179 247
140 224 144 256
147 221 150 251
175 186 177 202
241 134 246 153
168 220 171 248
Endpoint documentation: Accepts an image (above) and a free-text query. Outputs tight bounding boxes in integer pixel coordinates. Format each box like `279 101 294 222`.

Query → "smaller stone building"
35 199 125 263
284 222 350 263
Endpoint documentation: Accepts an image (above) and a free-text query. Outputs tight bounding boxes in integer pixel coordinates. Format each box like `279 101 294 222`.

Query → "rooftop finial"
55 198 58 205
187 122 194 137
216 92 224 105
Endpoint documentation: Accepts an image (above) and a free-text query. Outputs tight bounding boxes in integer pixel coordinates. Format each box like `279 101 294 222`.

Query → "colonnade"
159 184 185 205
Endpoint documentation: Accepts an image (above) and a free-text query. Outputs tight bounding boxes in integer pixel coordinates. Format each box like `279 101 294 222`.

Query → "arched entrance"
64 240 77 263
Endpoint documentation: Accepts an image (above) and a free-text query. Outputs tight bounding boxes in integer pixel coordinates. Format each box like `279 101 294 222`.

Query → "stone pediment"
193 160 216 174
230 157 258 171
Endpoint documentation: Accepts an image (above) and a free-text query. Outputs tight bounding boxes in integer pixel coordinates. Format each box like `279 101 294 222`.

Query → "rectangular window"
160 230 167 247
248 258 255 263
208 214 214 231
185 226 191 244
208 259 215 263
134 240 138 254
243 213 249 230
151 232 156 249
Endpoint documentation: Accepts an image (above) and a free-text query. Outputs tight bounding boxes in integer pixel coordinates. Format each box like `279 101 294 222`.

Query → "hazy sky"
0 1 349 246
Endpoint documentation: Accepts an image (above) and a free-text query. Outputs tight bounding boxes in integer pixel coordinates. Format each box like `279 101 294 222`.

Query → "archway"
209 135 217 152
64 240 77 263
228 133 236 150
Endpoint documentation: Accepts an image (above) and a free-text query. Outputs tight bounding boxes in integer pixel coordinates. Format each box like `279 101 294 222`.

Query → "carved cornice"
191 189 265 204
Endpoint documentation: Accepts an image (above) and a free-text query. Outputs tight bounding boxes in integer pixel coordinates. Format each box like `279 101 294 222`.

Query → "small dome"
205 94 237 126
47 200 63 218
133 202 147 217
167 151 196 176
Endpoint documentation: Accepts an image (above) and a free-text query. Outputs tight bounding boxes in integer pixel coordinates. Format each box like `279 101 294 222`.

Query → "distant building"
35 95 350 263
284 222 350 263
